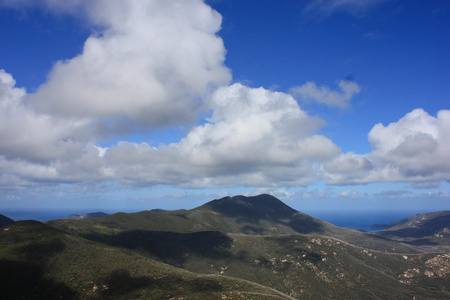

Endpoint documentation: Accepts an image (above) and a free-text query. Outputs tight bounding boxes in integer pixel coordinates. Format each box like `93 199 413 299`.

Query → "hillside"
375 211 450 247
64 212 109 220
0 214 14 228
0 220 294 299
49 194 426 253
4 195 450 299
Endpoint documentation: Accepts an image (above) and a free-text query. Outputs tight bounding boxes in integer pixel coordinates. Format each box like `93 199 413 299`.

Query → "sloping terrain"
375 211 450 249
49 194 426 253
3 195 450 299
0 214 14 228
0 221 294 299
64 212 109 220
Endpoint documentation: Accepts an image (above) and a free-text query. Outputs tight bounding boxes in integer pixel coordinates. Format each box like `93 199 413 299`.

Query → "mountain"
64 212 109 220
192 194 332 234
0 214 14 227
201 194 298 220
51 194 331 235
49 194 426 253
3 195 450 299
375 211 450 246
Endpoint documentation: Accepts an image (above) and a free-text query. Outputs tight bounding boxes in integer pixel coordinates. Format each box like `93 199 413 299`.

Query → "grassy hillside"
375 211 450 249
182 234 450 299
48 194 427 253
0 221 295 299
64 212 109 220
49 224 450 299
4 195 450 299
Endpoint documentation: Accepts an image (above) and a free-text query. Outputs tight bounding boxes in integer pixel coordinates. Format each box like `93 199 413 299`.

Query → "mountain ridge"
47 194 430 253
375 210 450 247
2 194 450 299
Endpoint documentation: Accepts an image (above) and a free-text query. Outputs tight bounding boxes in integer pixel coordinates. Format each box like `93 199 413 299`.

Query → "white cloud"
322 152 374 185
25 0 230 130
323 109 450 185
369 109 450 180
411 181 440 189
3 63 449 189
290 80 360 109
1 1 449 193
375 189 412 199
0 69 109 184
340 189 360 198
304 0 385 17
102 84 341 188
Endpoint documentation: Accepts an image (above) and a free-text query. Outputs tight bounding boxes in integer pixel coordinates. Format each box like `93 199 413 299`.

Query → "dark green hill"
383 211 450 236
3 196 450 299
0 221 294 299
48 194 425 253
375 211 450 247
0 214 14 227
202 194 298 220
64 212 109 220
4 220 449 299
181 233 450 299
194 194 326 234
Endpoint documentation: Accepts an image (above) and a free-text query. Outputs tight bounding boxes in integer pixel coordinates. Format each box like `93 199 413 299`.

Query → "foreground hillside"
0 221 294 299
2 194 450 299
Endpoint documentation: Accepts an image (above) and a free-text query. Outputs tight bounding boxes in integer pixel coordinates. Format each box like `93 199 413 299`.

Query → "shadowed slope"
380 211 450 238
48 194 427 253
0 214 14 228
0 221 294 299
375 211 450 248
201 194 298 220
191 194 326 234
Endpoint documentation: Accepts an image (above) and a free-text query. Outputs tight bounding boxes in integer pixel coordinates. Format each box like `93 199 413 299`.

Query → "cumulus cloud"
323 109 450 185
369 109 450 180
24 0 230 130
1 64 343 188
103 84 341 187
290 80 360 109
1 0 449 192
321 152 374 184
0 69 107 185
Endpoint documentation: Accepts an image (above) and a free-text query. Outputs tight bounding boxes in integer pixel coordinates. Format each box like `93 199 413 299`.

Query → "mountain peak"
202 194 297 220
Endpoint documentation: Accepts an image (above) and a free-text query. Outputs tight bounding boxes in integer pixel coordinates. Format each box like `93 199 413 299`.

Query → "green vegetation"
0 221 293 299
1 195 450 299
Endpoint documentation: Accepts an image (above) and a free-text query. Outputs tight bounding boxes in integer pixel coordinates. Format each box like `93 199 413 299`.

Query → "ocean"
306 210 419 231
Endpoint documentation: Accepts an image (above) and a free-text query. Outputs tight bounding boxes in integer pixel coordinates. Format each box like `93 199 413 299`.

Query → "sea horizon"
1 208 434 231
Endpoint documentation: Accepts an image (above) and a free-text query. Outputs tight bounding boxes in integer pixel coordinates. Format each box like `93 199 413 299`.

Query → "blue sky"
0 0 449 218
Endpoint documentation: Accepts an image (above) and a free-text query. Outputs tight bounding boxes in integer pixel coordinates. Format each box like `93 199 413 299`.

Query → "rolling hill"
375 210 450 247
2 194 450 299
0 220 295 299
49 194 427 253
64 212 109 220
